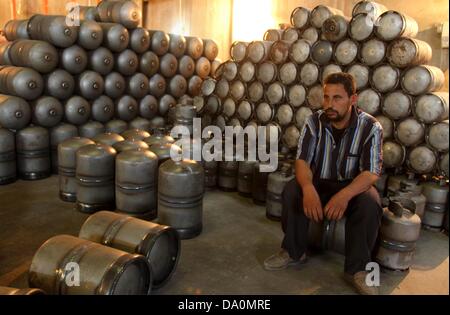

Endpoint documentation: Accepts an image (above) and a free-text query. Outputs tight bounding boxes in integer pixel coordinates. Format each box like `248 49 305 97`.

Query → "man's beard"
324 109 345 122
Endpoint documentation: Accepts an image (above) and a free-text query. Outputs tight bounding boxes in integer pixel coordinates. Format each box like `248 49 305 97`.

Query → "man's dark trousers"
281 178 383 275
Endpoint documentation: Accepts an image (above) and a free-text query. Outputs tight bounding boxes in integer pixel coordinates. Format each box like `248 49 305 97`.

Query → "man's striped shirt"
296 106 383 181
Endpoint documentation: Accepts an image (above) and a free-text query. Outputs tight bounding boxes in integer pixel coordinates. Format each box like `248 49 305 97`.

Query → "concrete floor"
0 176 448 295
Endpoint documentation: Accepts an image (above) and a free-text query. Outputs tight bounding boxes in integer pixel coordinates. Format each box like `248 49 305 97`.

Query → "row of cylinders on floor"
5 210 182 295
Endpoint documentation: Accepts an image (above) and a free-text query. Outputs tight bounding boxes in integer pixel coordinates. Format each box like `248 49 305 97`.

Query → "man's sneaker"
263 249 307 271
344 271 380 295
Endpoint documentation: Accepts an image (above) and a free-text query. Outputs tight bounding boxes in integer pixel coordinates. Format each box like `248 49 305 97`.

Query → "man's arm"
296 160 323 222
295 115 324 222
340 171 380 200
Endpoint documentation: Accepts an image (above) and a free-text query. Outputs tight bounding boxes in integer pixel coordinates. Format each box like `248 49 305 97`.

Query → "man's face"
322 84 356 122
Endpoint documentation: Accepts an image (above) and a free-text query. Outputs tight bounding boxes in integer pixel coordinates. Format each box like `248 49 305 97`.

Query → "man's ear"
350 94 358 106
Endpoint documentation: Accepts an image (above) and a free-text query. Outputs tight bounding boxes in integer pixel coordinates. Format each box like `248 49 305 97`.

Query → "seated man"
264 72 384 295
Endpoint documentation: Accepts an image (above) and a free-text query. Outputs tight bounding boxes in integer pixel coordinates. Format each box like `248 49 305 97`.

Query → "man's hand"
324 190 351 221
302 185 323 223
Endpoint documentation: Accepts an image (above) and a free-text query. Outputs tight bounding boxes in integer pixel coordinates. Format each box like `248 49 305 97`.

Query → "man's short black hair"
323 72 356 97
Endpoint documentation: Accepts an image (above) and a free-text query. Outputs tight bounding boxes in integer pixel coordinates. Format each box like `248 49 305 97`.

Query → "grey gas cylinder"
105 119 128 135
44 69 75 100
266 163 295 220
346 63 370 91
178 55 195 78
382 91 412 120
115 95 138 122
140 51 160 77
129 27 150 54
114 49 139 76
58 137 95 202
289 39 311 64
238 160 257 196
0 65 44 100
370 64 400 93
50 123 78 174
0 128 16 185
290 7 310 29
64 96 91 126
27 14 78 48
88 47 114 76
92 133 125 147
99 23 130 53
3 19 29 41
78 211 180 289
60 45 88 75
139 95 159 120
387 38 432 68
375 11 418 41
158 159 205 239
322 15 349 42
185 36 204 60
127 73 149 99
121 129 151 141
395 118 425 147
8 39 58 74
31 96 63 128
230 41 248 63
413 92 448 124
169 33 186 58
359 38 386 67
407 145 437 175
78 121 105 139
401 65 445 96
288 85 307 108
91 95 115 123
382 141 406 169
115 149 159 219
78 20 104 50
104 72 126 99
76 144 117 213
28 235 151 295
375 198 421 271
149 74 166 98
77 70 104 100
129 117 152 133
349 13 374 42
16 126 50 180
97 0 141 29
310 5 344 29
0 95 31 130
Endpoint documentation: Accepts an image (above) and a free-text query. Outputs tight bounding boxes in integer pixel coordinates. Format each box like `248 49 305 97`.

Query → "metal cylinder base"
422 224 443 233
19 172 51 181
266 213 281 222
59 191 76 203
0 176 17 185
176 224 202 240
219 186 237 192
238 191 252 198
76 202 115 214
253 199 266 206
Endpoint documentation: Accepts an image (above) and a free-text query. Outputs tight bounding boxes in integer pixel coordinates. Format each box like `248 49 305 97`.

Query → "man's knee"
348 187 383 220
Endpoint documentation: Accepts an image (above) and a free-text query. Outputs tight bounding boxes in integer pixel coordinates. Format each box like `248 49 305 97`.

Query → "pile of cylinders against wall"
0 0 220 185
